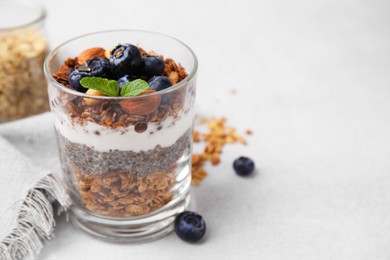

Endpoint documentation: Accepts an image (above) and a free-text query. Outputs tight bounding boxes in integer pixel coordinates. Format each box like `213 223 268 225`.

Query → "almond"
140 89 156 95
84 89 105 106
119 94 161 116
104 47 115 60
77 47 106 65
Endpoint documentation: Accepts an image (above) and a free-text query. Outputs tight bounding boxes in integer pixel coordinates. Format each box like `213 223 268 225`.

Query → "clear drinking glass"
44 30 197 242
0 0 49 121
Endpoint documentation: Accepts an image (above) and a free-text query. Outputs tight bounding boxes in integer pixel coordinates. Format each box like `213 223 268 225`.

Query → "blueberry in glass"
141 55 165 77
109 43 142 77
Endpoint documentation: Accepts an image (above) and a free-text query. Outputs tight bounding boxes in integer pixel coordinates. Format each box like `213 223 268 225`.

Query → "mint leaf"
120 79 149 97
107 80 119 94
80 77 119 96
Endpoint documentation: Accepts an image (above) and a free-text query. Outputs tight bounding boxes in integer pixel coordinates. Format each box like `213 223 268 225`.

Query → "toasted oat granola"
0 29 49 121
191 117 249 186
74 167 174 217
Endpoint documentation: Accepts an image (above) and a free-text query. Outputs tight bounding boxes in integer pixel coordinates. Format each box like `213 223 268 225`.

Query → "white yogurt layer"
54 111 193 152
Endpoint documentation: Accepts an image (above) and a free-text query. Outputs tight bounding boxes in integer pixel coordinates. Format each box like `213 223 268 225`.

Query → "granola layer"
74 168 175 217
57 129 191 217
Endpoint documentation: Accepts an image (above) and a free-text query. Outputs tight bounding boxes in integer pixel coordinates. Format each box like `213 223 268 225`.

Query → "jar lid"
0 0 46 30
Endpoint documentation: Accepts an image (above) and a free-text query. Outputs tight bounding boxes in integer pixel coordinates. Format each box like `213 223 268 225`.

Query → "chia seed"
56 128 191 178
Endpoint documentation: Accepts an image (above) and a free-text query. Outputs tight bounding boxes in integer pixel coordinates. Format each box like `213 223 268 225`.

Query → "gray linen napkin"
0 112 69 260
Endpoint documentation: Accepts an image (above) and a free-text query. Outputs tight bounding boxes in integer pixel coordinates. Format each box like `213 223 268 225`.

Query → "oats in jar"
0 29 49 121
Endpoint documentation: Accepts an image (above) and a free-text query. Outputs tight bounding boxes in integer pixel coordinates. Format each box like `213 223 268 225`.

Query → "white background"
36 0 390 259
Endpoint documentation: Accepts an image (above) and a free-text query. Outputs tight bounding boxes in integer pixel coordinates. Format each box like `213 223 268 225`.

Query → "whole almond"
119 94 161 116
77 47 106 65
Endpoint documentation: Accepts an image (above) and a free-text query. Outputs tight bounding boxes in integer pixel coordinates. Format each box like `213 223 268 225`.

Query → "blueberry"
109 43 142 77
141 55 165 77
233 156 255 176
148 76 172 91
68 57 111 92
68 69 88 92
86 57 110 78
174 211 206 243
117 75 137 89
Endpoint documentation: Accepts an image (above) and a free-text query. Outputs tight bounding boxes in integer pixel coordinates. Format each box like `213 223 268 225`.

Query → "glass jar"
0 0 49 121
44 30 198 242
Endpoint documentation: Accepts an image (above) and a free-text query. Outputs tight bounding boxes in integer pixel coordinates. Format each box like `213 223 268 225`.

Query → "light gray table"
38 0 390 259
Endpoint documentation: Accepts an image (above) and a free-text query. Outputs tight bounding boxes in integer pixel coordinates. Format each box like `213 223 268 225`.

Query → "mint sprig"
120 79 149 97
80 77 119 96
79 77 149 97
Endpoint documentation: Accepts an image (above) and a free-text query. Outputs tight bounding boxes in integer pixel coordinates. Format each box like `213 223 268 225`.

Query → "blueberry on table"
174 211 206 243
109 43 142 77
141 55 165 77
148 76 172 91
233 156 255 176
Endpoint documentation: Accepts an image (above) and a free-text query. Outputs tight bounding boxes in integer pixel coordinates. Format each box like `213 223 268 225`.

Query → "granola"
191 117 249 186
73 167 174 217
0 29 49 121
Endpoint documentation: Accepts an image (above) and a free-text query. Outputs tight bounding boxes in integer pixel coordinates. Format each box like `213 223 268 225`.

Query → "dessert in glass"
44 30 197 242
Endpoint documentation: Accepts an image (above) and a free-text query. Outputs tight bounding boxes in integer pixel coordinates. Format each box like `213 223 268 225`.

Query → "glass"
0 0 49 121
44 30 197 242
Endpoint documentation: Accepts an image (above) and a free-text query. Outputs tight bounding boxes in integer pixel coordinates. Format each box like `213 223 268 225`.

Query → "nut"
77 47 106 65
168 71 179 84
140 89 156 95
84 89 105 106
119 94 161 115
104 47 115 60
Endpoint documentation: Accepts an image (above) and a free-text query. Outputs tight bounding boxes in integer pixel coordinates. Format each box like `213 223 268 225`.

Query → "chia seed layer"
56 128 191 177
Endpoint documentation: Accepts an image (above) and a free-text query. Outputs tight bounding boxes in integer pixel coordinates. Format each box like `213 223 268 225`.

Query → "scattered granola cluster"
191 117 250 186
0 29 49 121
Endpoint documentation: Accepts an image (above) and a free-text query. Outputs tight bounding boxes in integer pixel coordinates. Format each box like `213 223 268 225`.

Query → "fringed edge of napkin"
0 174 69 260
